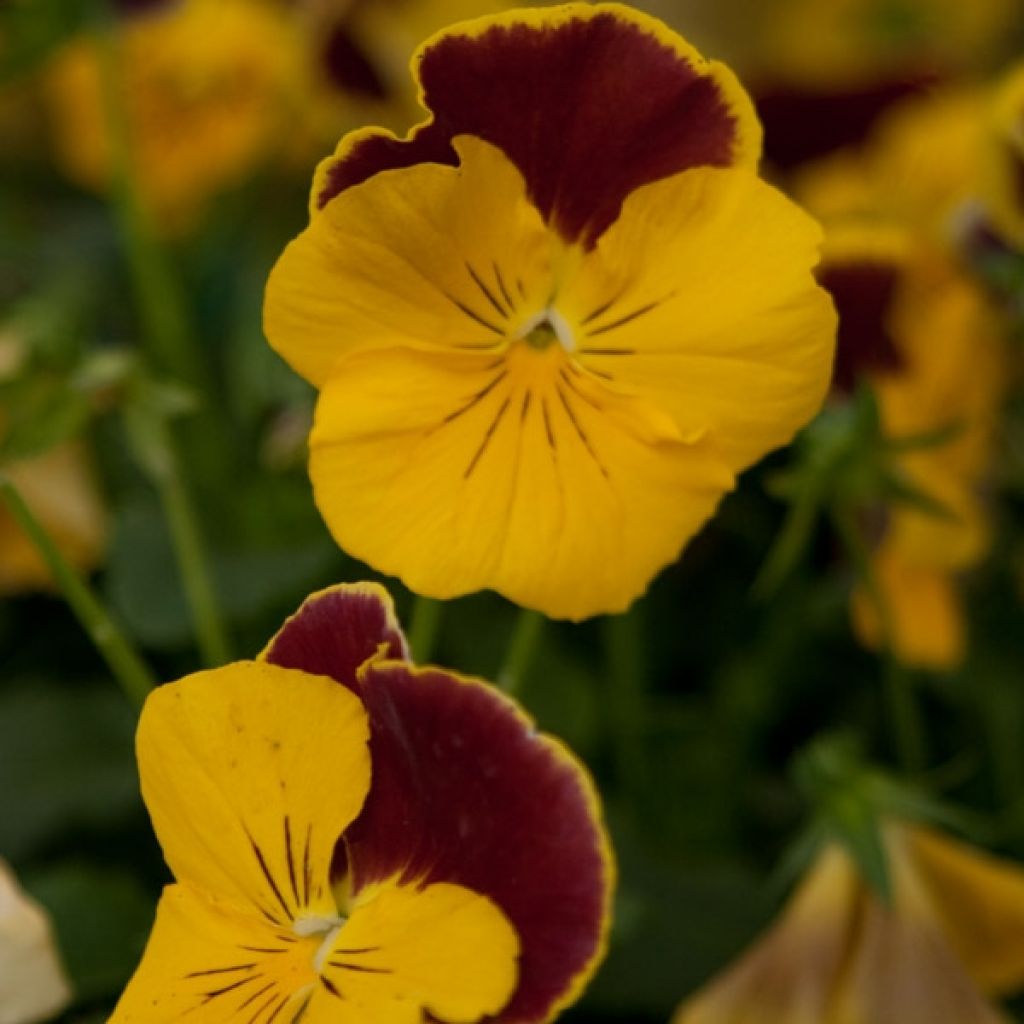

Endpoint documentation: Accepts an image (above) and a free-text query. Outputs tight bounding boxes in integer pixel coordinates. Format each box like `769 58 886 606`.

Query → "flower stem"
832 506 926 775
604 608 647 795
0 478 156 708
408 595 443 663
498 609 544 696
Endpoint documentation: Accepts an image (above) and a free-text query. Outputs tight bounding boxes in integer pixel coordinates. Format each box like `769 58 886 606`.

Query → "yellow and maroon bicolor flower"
264 3 837 620
676 822 1024 1024
112 582 612 1022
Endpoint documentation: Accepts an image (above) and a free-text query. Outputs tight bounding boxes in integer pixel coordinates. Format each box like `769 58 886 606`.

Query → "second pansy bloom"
112 583 611 1022
264 2 837 620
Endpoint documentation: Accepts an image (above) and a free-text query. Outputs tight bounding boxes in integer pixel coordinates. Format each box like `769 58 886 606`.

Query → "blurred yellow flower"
265 3 836 620
0 442 107 596
983 61 1024 248
676 823 1024 1024
0 858 72 1024
44 0 298 232
796 92 1004 668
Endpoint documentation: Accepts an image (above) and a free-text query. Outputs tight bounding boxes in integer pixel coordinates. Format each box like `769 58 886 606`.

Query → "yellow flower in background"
676 823 1024 1024
0 442 106 595
44 0 298 232
114 583 612 1021
983 61 1024 248
796 92 1004 669
265 3 836 620
0 859 72 1024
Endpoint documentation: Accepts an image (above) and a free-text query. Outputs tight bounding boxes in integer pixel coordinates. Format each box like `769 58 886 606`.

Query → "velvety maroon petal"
818 258 905 393
261 583 409 684
314 3 759 245
345 661 613 1024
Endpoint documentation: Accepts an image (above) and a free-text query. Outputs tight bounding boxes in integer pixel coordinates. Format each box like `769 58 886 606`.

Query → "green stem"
604 609 647 795
408 595 443 663
832 506 926 775
94 10 204 388
498 609 544 696
0 478 156 708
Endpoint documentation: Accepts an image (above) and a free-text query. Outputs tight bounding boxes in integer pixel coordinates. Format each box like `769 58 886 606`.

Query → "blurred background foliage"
4 0 1024 1021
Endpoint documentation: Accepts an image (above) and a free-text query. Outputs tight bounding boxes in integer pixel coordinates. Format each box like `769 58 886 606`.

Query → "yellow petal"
111 883 320 1022
308 878 519 1024
137 661 371 925
561 165 836 473
265 135 551 387
907 825 1024 995
675 844 860 1024
309 342 733 620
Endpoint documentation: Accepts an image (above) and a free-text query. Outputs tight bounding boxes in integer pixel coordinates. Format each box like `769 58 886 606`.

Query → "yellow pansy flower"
114 583 612 1021
265 3 837 620
45 0 298 232
676 823 1024 1024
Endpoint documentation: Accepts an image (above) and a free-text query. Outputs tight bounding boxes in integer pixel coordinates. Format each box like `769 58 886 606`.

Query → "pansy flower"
795 93 1004 668
675 822 1024 1024
112 582 612 1022
264 3 837 620
45 0 298 231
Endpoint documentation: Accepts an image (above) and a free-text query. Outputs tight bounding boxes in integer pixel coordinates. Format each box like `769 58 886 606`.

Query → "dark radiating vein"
559 368 608 416
302 824 313 908
580 294 621 326
588 298 663 336
441 370 507 425
464 397 511 479
321 977 344 999
556 384 609 478
239 944 292 953
264 994 290 1024
466 262 510 319
244 990 282 1024
464 397 512 481
204 974 261 1001
186 963 257 978
288 993 313 1024
541 398 556 453
579 346 636 356
515 276 526 299
284 817 301 908
493 262 515 312
520 390 533 423
248 834 291 921
328 961 393 974
440 289 504 336
237 982 276 1012
332 946 381 955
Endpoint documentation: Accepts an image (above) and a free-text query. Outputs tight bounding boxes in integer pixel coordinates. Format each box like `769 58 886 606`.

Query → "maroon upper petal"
261 583 409 684
344 661 612 1024
314 3 759 246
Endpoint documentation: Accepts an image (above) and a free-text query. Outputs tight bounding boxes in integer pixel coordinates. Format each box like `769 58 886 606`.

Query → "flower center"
518 307 575 352
294 913 347 973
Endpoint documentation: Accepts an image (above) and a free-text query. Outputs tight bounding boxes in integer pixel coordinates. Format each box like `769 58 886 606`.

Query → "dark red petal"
261 583 409 683
819 258 905 393
346 661 613 1024
314 4 758 245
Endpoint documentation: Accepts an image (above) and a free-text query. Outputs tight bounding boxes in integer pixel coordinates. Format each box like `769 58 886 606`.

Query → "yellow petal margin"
302 878 519 1024
136 661 371 926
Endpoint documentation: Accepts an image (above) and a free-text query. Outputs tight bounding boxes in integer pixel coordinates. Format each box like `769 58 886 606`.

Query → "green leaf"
0 680 139 859
24 864 154 1005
